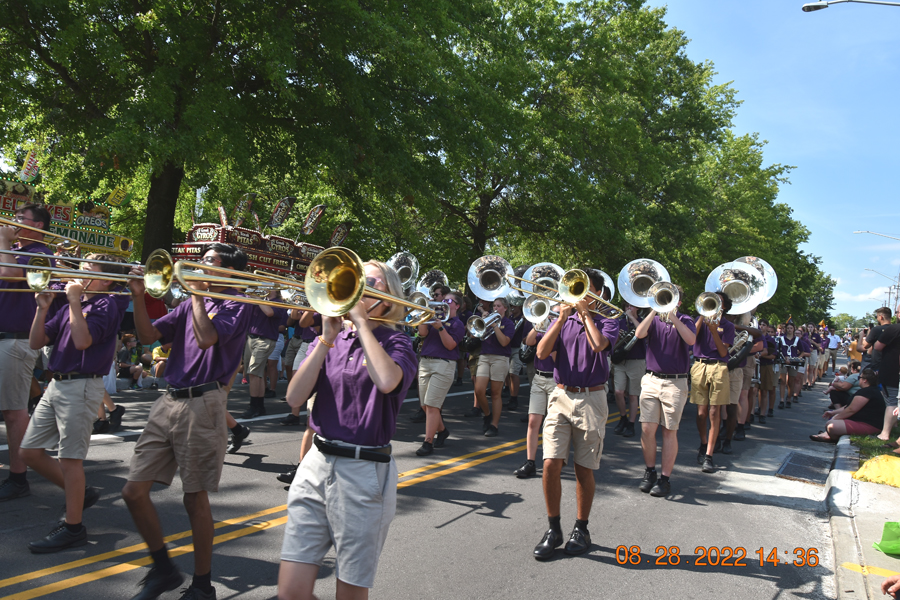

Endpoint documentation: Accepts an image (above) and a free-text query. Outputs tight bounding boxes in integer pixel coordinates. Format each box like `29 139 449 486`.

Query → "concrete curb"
827 436 867 600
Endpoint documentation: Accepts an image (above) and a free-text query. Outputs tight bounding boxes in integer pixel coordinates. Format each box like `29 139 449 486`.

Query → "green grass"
851 423 900 469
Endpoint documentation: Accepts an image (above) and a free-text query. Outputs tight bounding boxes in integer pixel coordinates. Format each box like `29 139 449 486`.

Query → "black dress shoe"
434 428 450 448
265 389 277 398
132 565 184 600
277 467 298 484
28 523 88 553
227 426 250 454
533 528 563 561
507 399 517 411
281 413 301 426
563 525 591 556
613 418 626 435
409 408 426 423
622 422 635 438
482 413 492 433
639 469 657 493
93 419 110 434
514 460 536 479
416 442 434 456
464 406 482 418
721 440 733 455
109 405 126 427
650 479 670 497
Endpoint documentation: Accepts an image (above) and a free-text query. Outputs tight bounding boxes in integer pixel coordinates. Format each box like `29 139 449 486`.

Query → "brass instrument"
387 251 420 295
305 246 435 326
647 281 680 314
0 216 76 248
523 294 559 327
695 292 723 323
618 259 670 308
407 291 449 325
466 313 501 339
705 262 766 315
415 269 449 297
557 269 624 319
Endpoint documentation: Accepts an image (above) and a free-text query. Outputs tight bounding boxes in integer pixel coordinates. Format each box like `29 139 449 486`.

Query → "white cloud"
834 286 891 303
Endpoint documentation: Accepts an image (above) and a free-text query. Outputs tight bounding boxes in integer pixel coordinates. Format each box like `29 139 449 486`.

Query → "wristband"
318 335 335 349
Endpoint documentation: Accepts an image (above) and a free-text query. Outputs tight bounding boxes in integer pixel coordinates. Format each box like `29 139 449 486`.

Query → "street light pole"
854 230 900 242
803 0 900 10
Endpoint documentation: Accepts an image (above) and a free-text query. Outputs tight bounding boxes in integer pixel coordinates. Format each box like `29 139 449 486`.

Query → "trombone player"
0 203 55 503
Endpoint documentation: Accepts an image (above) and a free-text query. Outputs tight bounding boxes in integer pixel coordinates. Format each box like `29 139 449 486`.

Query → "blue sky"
648 0 900 318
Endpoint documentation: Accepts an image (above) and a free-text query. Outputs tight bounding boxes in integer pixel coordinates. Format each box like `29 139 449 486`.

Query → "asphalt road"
0 371 842 599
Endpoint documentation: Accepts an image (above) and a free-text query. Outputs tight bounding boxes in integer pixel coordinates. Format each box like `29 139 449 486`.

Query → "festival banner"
106 187 130 207
266 196 296 229
231 193 257 228
217 206 229 228
250 210 261 232
329 222 352 247
301 204 326 235
18 151 39 183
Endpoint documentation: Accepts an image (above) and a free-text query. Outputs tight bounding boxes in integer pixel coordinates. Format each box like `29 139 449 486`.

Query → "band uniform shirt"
300 313 322 342
644 314 696 374
692 319 736 362
0 241 54 333
810 332 823 351
249 305 288 341
152 289 252 389
509 316 526 348
735 332 763 369
550 315 619 388
777 335 810 360
616 315 647 360
44 294 124 375
533 330 554 373
419 315 465 361
304 326 417 447
480 317 516 357
758 335 778 366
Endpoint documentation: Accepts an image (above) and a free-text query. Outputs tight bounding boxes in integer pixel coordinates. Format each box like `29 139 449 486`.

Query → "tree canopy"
0 0 835 320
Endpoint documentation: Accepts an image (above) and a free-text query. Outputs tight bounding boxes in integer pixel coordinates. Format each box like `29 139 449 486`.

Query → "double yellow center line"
1 411 622 599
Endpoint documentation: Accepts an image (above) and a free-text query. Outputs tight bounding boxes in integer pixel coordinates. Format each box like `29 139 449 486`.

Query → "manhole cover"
776 452 832 486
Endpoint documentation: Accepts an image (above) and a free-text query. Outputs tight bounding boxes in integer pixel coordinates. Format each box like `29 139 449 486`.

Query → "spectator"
117 334 143 390
151 342 171 378
810 368 886 442
825 361 861 408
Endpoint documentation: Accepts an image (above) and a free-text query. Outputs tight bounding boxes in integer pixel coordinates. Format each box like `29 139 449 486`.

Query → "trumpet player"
0 203 55 503
532 271 618 560
415 291 465 456
473 298 515 437
691 292 735 475
633 285 696 497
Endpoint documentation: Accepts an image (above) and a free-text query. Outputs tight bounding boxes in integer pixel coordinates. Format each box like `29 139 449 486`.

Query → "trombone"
0 251 135 294
305 246 435 327
0 216 78 248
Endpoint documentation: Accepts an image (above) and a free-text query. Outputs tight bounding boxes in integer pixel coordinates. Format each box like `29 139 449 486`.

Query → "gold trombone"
0 216 78 248
0 251 135 294
305 247 435 327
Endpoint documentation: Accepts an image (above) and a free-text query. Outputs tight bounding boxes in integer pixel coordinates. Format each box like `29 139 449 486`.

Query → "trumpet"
695 292 723 323
466 313 501 339
305 246 435 327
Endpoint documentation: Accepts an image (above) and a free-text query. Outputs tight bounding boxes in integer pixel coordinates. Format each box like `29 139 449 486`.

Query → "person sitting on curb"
824 361 860 409
810 369 885 443
117 334 143 390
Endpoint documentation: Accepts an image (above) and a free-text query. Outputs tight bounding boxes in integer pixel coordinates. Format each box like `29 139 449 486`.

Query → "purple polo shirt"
509 316 525 347
532 329 554 373
419 316 465 361
693 319 736 361
153 289 252 388
480 317 516 357
644 314 696 374
0 241 54 333
810 333 823 352
778 335 810 359
300 313 322 342
306 325 417 446
248 306 288 341
45 294 124 375
617 316 647 360
759 335 777 365
736 333 762 368
551 315 619 387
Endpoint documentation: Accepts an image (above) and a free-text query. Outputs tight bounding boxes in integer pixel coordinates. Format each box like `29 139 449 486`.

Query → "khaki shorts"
476 354 510 382
759 364 776 391
292 340 312 371
638 373 689 431
728 366 742 405
243 336 276 378
282 443 397 589
21 379 105 460
467 349 480 379
818 352 829 370
128 386 228 493
528 373 557 416
418 358 455 409
741 358 755 390
542 387 607 470
0 338 39 411
614 359 646 397
509 351 525 376
690 361 730 406
808 350 818 370
285 337 305 371
829 348 838 360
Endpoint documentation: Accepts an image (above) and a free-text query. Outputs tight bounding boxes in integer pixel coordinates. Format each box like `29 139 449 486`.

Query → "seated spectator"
117 334 143 390
811 368 885 442
825 361 860 408
151 342 171 378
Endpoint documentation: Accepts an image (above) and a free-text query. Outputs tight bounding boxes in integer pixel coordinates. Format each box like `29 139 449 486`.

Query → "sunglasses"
443 298 456 306
199 256 221 266
365 276 384 288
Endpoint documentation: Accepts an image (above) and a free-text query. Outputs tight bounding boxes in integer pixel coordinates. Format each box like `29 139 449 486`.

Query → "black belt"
0 332 30 340
314 435 392 463
167 382 221 398
53 372 101 381
696 358 726 365
647 371 688 380
535 370 553 378
421 356 451 362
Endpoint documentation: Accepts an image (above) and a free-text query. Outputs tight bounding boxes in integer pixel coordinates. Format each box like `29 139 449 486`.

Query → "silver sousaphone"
416 269 449 297
467 255 514 301
734 256 777 302
618 259 671 308
705 261 767 315
387 251 420 295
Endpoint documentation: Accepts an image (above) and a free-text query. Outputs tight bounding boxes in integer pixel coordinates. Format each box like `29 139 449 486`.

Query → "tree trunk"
142 161 186 261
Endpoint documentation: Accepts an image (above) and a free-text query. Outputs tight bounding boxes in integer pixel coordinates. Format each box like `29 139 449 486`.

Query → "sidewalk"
828 437 900 599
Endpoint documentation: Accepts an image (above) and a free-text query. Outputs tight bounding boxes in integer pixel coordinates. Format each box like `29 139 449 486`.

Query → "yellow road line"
3 409 626 597
1 517 288 600
0 504 288 590
842 562 900 577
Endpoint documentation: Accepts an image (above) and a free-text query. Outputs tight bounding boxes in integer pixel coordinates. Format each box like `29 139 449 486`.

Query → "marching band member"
415 291 465 456
691 292 734 475
532 270 618 560
278 260 416 600
20 255 128 552
633 285 696 497
0 203 54 502
613 304 646 438
241 289 288 418
505 301 526 411
514 319 554 479
777 322 810 409
122 243 252 600
473 297 515 437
